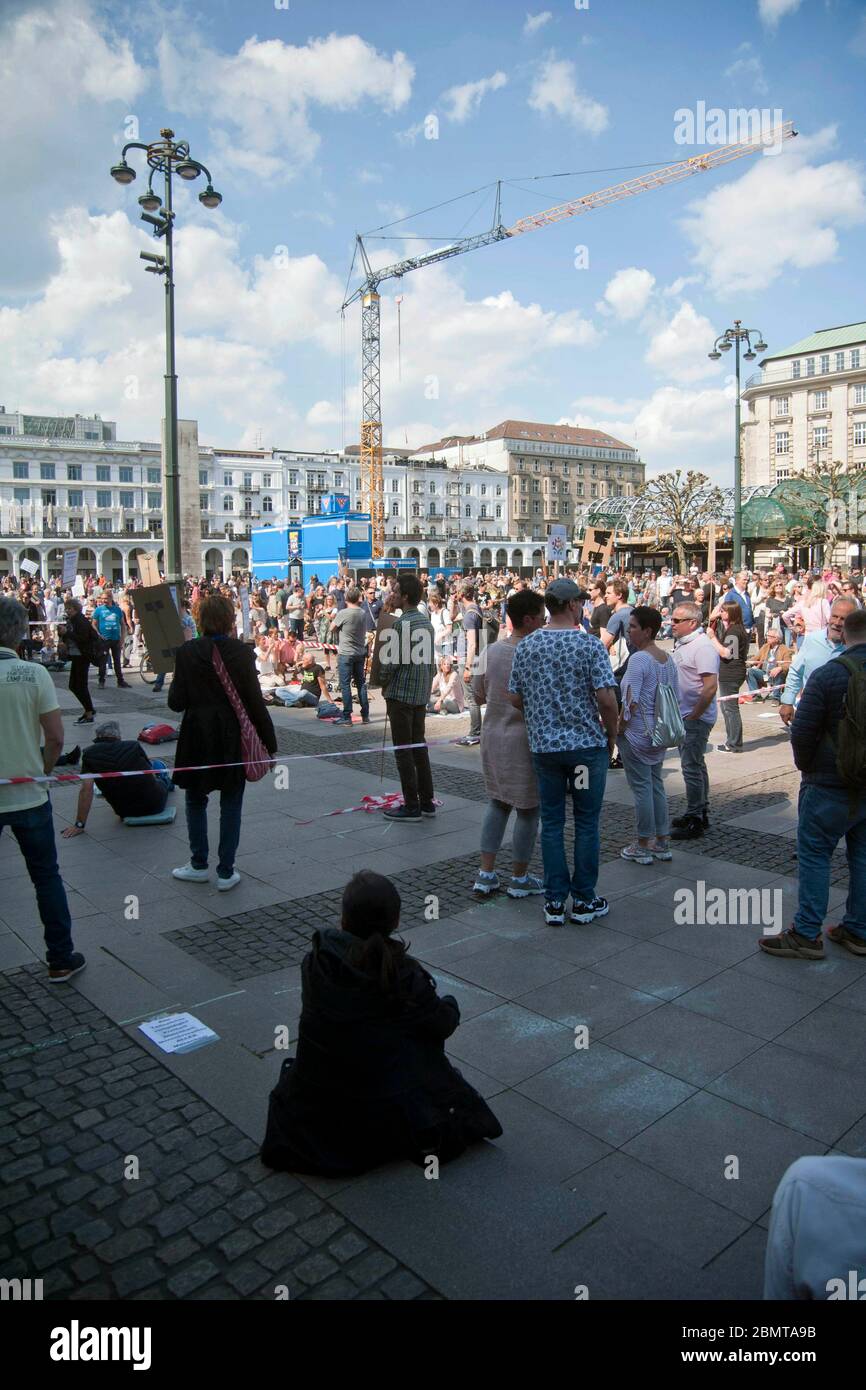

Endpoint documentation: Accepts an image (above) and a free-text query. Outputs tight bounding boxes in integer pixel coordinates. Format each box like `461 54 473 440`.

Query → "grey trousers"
620 740 670 839
679 717 711 816
480 800 540 861
460 671 482 736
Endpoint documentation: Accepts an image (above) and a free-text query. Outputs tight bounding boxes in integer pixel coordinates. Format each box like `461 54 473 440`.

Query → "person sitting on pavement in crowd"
426 655 464 715
61 721 174 837
278 648 336 709
669 601 720 840
472 588 547 899
617 605 680 865
744 626 792 702
260 871 503 1177
760 606 866 961
0 596 85 983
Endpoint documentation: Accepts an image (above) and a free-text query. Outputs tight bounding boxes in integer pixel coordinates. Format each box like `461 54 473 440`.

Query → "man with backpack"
453 585 488 747
760 607 866 960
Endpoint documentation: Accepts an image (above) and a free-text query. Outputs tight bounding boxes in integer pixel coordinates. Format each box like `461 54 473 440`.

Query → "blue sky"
1 0 864 482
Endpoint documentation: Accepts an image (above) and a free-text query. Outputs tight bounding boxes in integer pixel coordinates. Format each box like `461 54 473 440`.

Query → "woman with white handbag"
617 606 682 865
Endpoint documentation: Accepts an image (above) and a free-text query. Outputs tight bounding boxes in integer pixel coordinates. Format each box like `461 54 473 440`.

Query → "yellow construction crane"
342 123 796 555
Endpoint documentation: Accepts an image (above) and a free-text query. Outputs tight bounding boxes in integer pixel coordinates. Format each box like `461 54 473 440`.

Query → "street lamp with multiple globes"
708 320 767 572
110 129 222 582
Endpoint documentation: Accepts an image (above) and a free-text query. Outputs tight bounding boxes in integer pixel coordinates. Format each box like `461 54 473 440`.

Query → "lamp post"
708 320 767 571
110 129 222 583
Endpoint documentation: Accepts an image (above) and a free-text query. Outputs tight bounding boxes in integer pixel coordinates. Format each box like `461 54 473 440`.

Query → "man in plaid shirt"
379 573 436 823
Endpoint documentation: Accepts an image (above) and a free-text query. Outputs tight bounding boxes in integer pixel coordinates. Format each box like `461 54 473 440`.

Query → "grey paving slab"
480 1090 611 1179
834 1113 866 1159
515 969 663 1038
521 922 635 968
402 917 490 955
651 921 761 967
516 1044 696 1147
603 1005 765 1087
444 1003 576 1085
328 1141 604 1300
443 1057 507 1101
73 952 178 1023
731 805 797 837
672 969 819 1041
769 1002 866 1073
426 969 503 1021
417 940 578 996
698 1225 768 1300
707 1043 866 1147
733 949 866 1002
0 935 39 969
623 1091 823 1220
589 941 725 1000
833 972 866 1015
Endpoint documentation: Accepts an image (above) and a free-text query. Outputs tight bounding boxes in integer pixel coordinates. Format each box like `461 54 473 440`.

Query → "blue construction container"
299 514 372 586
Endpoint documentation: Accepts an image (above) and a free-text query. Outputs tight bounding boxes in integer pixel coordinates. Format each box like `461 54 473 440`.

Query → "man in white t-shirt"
0 597 84 982
657 568 673 602
670 600 720 840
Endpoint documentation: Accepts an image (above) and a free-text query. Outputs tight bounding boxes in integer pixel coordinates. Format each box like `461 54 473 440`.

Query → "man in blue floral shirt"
508 578 618 926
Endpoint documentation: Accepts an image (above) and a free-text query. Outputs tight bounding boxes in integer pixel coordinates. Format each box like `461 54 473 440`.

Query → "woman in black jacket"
168 593 276 890
62 598 97 723
262 871 503 1177
709 601 749 752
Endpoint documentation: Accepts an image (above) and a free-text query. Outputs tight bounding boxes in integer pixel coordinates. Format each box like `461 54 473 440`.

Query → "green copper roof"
761 322 866 364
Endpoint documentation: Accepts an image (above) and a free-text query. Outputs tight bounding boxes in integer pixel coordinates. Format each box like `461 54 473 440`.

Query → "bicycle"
139 646 157 685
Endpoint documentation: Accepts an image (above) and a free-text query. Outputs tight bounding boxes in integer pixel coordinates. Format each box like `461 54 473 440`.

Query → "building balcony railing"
745 360 866 390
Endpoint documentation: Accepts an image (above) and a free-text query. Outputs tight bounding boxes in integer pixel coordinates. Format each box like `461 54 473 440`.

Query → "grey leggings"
480 799 540 861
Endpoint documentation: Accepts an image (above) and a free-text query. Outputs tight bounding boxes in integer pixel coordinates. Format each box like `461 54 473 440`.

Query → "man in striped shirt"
379 573 436 823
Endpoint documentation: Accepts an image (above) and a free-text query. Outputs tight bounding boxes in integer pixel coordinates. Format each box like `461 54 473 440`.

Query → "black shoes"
609 754 624 770
420 803 437 817
75 713 95 725
48 952 87 984
672 811 709 829
671 816 704 840
383 806 423 823
56 746 81 767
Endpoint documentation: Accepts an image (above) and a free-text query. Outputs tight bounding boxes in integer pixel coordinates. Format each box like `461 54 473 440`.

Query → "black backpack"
832 653 866 807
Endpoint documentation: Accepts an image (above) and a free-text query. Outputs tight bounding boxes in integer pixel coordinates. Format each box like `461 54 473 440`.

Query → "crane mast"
343 123 796 557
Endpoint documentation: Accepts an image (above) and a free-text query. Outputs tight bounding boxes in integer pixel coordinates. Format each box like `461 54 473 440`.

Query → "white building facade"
741 321 866 487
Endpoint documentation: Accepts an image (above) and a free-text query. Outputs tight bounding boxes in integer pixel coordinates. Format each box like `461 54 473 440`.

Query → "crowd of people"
1 553 865 1299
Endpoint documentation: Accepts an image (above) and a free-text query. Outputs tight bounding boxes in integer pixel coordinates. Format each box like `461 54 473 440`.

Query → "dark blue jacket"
791 642 866 790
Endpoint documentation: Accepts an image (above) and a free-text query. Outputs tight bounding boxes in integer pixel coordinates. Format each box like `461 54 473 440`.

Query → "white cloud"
306 400 342 427
758 0 802 28
644 302 719 381
524 12 552 36
158 29 414 181
441 71 507 123
680 126 866 295
724 43 769 94
561 379 738 481
662 275 702 297
598 267 656 321
528 56 609 134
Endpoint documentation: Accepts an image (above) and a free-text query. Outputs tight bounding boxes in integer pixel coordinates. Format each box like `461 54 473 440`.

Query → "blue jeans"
680 717 711 817
184 785 245 879
531 745 608 903
0 799 75 966
794 784 866 941
276 689 317 707
338 653 369 721
620 739 669 840
746 667 782 701
150 758 174 793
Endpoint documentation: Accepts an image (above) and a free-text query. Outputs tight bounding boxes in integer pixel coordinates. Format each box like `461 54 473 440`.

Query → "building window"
820 354 830 375
412 503 420 517
262 496 274 513
389 478 398 493
495 484 502 496
147 467 161 485
40 463 55 481
775 433 790 455
334 473 343 488
243 472 253 489
42 489 57 506
532 500 540 515
812 390 828 410
97 517 112 533
67 464 82 481
852 350 862 369
480 484 486 495
792 361 801 379
199 470 208 486
67 489 83 508
119 490 135 508
13 487 29 504
391 501 399 517
465 504 471 518
13 461 28 479
118 466 133 483
480 505 488 518
147 492 161 510
576 482 584 495
854 385 866 405
429 482 435 494
813 426 829 449
836 352 845 372
263 473 272 488
774 397 789 416
96 465 111 482
805 358 815 376
200 495 208 511
855 423 866 446
289 471 298 486
288 492 298 510
223 472 233 487
96 489 112 508
495 504 502 519
317 473 326 489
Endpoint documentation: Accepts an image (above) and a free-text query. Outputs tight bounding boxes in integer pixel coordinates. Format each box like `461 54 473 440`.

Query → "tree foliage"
779 460 866 566
635 470 725 572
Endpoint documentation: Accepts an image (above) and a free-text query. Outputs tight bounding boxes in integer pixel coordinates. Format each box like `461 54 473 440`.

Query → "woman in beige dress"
470 589 547 898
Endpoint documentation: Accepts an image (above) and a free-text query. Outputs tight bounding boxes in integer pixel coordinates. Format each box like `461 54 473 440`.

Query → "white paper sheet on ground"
138 1012 219 1054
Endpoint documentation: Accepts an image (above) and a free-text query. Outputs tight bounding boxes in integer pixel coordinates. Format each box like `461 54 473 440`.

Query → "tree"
779 460 866 567
634 470 725 573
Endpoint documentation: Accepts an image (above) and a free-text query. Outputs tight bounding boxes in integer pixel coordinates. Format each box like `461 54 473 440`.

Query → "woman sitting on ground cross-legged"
261 871 503 1177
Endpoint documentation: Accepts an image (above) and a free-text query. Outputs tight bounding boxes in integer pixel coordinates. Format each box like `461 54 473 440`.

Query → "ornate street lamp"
110 129 223 582
708 320 767 569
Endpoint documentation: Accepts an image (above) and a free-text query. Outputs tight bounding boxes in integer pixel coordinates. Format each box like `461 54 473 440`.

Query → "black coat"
261 928 503 1177
791 642 866 790
167 635 277 793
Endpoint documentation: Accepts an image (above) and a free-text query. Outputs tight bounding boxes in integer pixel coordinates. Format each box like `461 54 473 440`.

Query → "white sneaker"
172 864 210 883
217 871 241 891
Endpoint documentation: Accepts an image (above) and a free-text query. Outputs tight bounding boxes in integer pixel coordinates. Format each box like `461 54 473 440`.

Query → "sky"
1 0 865 484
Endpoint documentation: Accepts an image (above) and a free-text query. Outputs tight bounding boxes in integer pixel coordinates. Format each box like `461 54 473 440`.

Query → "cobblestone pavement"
0 967 436 1301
